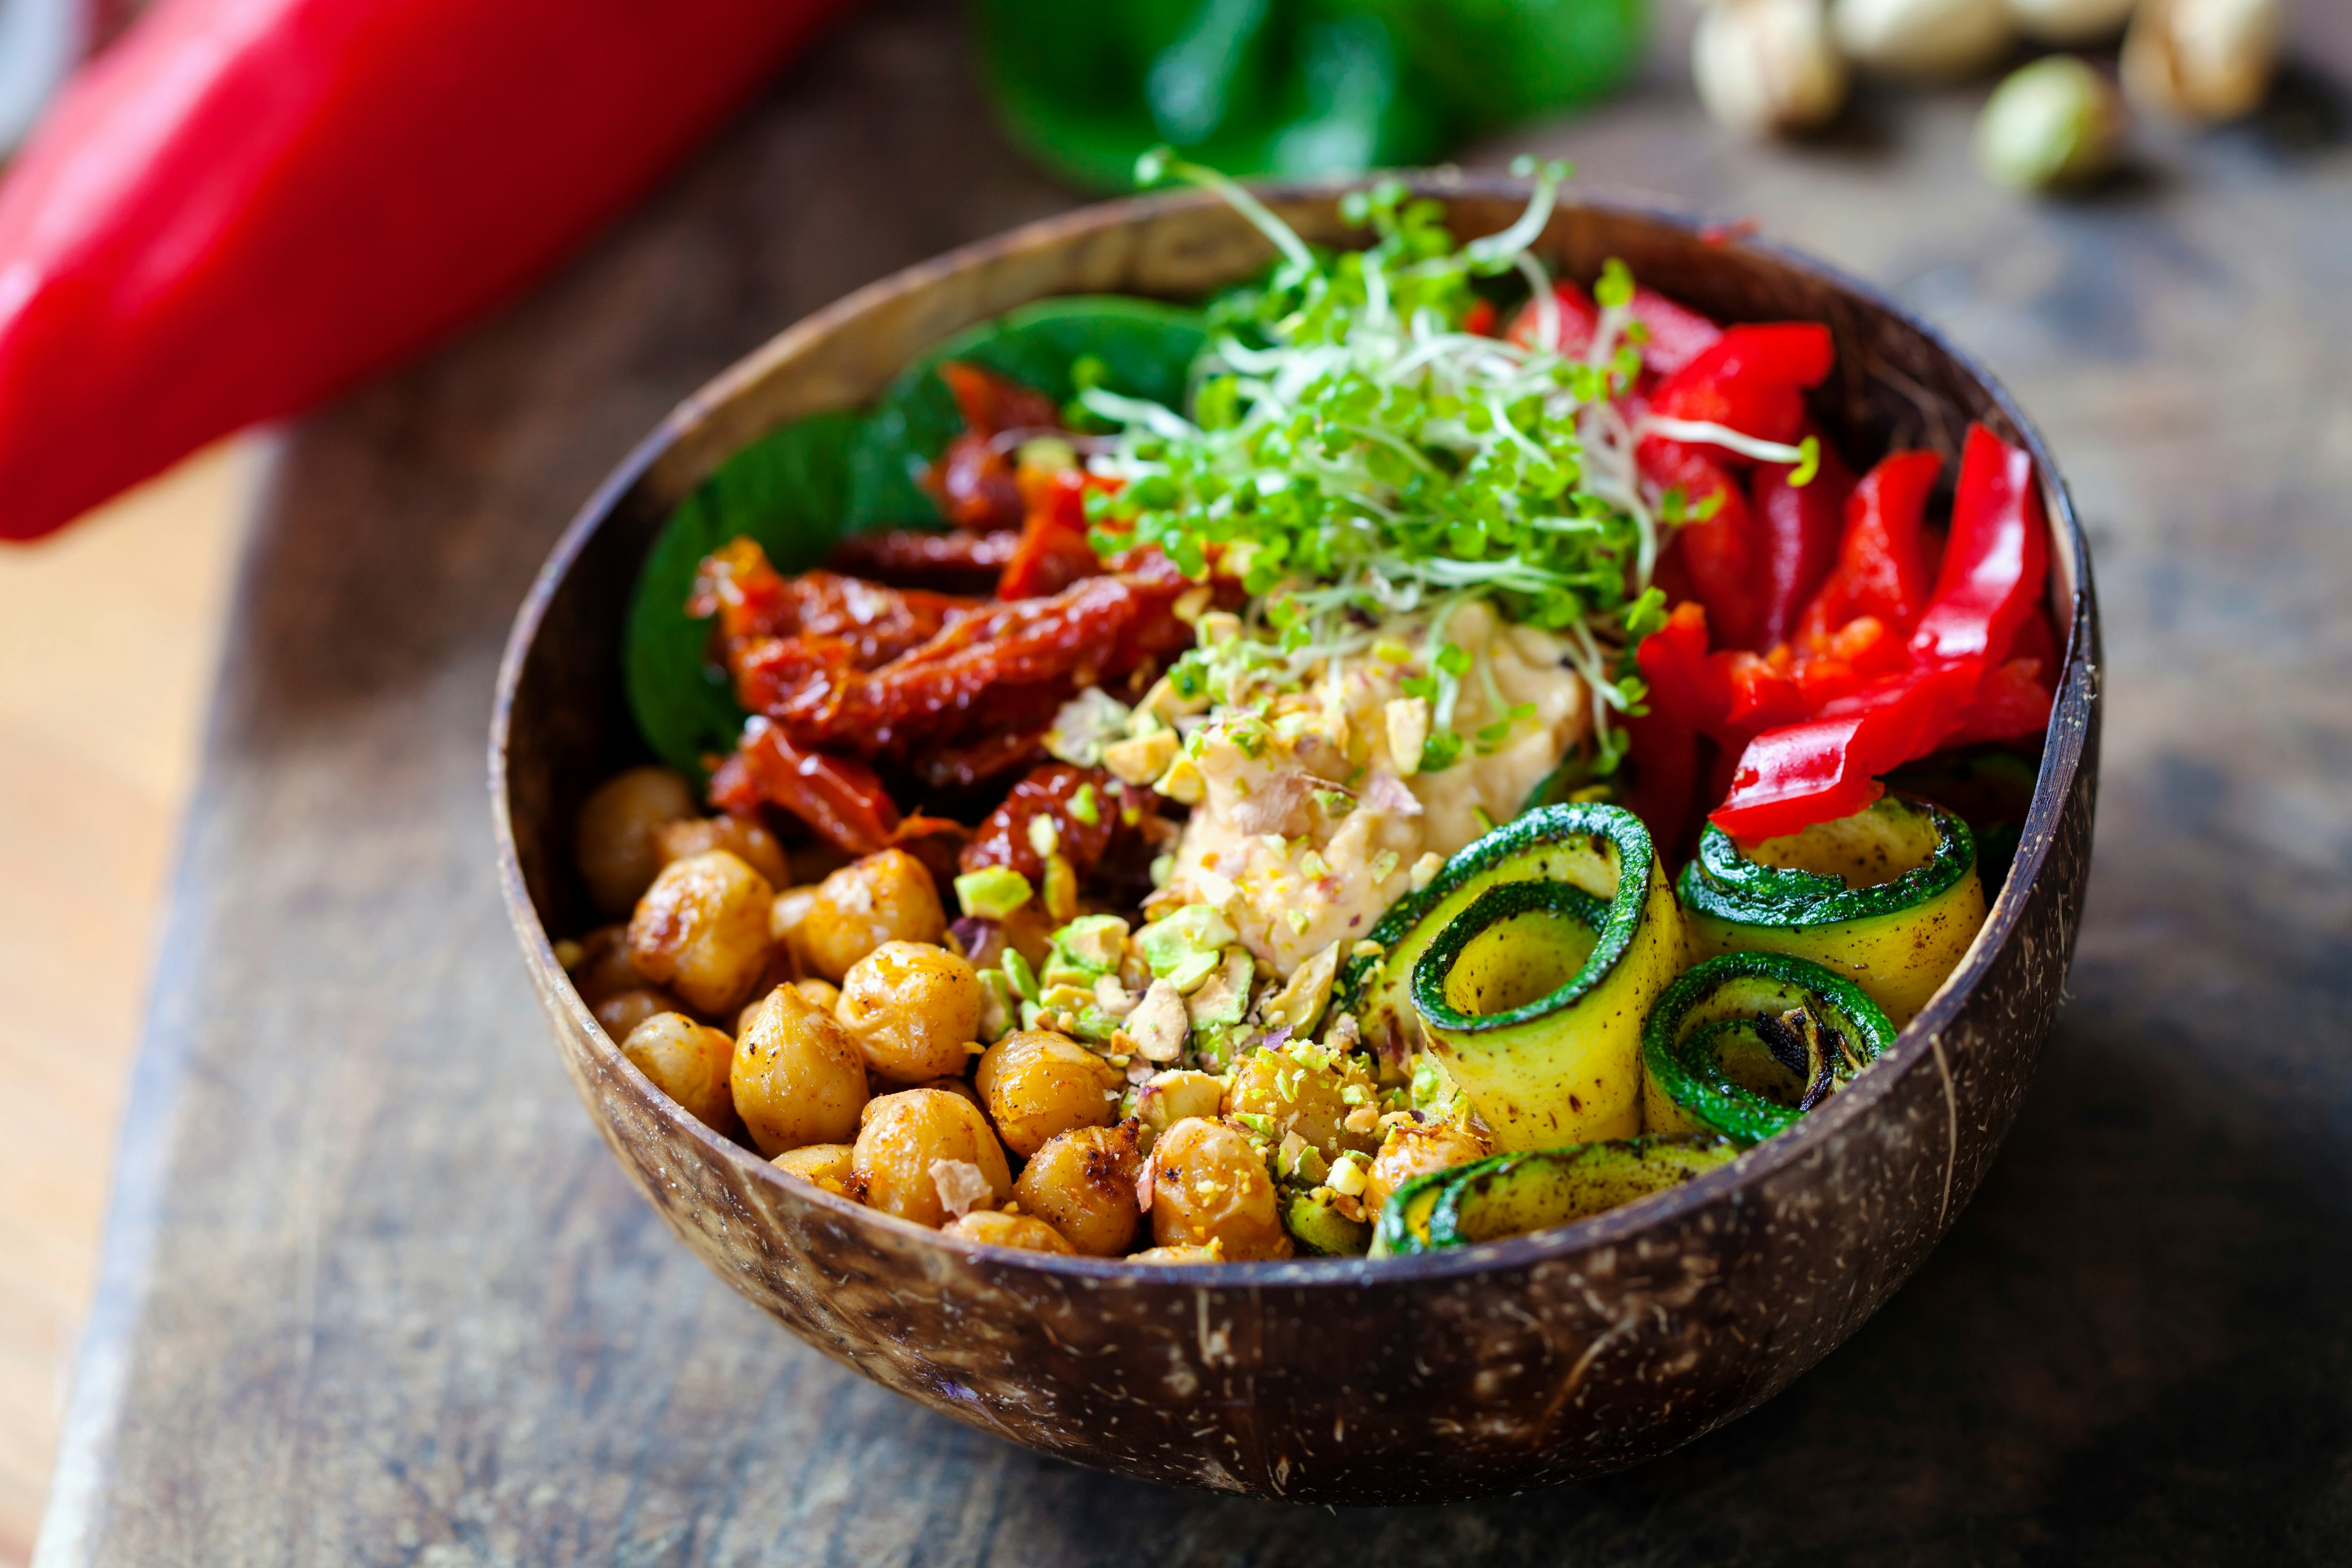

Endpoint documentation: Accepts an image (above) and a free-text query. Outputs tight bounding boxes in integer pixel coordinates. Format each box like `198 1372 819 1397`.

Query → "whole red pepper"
0 0 856 540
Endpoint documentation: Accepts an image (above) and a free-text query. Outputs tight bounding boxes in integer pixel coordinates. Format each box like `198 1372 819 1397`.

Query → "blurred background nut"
2002 0 2140 44
1978 55 2125 188
2122 0 2280 121
1833 0 2015 77
1694 0 1850 137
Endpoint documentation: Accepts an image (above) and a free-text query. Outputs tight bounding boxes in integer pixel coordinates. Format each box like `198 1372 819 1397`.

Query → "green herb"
1091 154 1672 761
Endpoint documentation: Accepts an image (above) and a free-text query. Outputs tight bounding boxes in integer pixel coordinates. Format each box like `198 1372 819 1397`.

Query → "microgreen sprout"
1108 154 1714 766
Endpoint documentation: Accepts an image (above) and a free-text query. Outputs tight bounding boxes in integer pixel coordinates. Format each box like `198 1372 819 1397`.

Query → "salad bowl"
491 176 2099 1504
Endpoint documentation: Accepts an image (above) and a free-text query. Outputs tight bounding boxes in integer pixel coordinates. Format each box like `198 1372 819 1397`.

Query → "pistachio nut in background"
1692 0 1850 137
1976 54 2125 187
2122 0 2282 120
969 0 1649 190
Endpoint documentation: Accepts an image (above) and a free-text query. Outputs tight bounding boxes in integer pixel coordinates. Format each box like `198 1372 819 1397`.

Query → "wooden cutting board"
38 1 2352 1561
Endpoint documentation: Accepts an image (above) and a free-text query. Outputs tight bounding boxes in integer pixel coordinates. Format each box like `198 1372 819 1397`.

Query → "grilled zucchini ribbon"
1344 804 1686 1151
1676 793 1986 1025
1370 1136 1738 1256
1640 951 1897 1145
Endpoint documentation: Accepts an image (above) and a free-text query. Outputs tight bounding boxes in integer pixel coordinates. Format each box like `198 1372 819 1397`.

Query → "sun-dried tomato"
824 528 1017 594
920 362 1063 532
961 763 1171 892
694 540 977 668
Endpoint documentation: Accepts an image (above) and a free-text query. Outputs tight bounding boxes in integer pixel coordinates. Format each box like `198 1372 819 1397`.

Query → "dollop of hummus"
1160 601 1589 978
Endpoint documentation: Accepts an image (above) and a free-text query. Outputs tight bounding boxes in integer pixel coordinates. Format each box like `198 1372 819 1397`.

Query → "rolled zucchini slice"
1677 793 1986 1025
1368 1136 1738 1257
1640 951 1897 1145
1340 805 1687 1151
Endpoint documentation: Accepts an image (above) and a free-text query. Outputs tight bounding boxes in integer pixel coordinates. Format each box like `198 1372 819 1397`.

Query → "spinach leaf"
624 410 863 775
846 295 1208 525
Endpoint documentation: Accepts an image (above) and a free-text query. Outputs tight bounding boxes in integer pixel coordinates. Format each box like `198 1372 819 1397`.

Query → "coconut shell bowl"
491 178 2100 1506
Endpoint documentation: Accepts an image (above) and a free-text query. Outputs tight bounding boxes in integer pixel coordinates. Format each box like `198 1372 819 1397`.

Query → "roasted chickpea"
567 924 649 1007
851 1088 1012 1227
620 1012 737 1131
576 766 697 916
1364 1118 1493 1214
800 850 947 981
771 1142 856 1196
904 1075 984 1109
976 1030 1121 1159
834 941 983 1083
595 987 677 1041
734 976 840 1037
1224 1044 1382 1162
654 814 791 889
731 985 867 1155
1145 1117 1291 1260
1015 1124 1143 1256
1130 1244 1219 1264
628 849 777 1015
940 1209 1074 1254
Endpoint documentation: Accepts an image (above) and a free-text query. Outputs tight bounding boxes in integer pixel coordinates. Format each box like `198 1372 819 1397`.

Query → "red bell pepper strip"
1795 449 1942 647
1505 281 1724 379
1635 600 1739 742
1647 443 1766 652
1751 428 1855 648
1639 323 1835 466
1910 423 2051 668
1627 287 1724 377
0 0 855 540
1708 660 1983 842
1709 424 2053 841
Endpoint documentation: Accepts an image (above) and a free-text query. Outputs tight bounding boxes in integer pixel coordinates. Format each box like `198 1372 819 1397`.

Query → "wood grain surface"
0 437 260 1568
37 0 2352 1561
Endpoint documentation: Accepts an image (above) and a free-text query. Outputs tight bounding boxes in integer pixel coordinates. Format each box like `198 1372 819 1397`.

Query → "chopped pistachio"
1042 853 1079 921
1155 755 1207 805
1027 813 1060 858
1102 728 1180 785
952 864 1033 921
1002 948 1040 1002
1384 696 1431 775
1126 978 1190 1063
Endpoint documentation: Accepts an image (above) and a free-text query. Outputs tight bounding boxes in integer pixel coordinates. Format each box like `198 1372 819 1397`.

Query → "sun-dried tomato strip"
824 528 1018 594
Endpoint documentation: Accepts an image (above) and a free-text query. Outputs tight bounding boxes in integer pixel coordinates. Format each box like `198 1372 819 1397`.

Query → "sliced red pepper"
1504 281 1602 355
1751 428 1855 649
1648 444 1766 653
1617 706 1701 864
1709 660 1981 842
1505 281 1724 380
1945 658 2056 748
1461 298 1499 337
1634 600 1740 742
1796 449 1941 647
1628 287 1725 378
1910 424 2051 668
1640 323 1836 466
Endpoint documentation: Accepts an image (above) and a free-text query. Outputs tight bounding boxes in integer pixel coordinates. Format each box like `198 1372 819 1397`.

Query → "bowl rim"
491 176 2095 1289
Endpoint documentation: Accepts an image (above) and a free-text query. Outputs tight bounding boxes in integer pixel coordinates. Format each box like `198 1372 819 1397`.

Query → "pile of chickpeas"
562 764 1498 1262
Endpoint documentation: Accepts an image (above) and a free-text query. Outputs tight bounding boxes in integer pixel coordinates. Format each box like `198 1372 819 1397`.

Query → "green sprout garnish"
1098 153 1746 763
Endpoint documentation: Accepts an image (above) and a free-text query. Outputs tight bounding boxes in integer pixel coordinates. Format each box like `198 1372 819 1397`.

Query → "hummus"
1161 600 1589 977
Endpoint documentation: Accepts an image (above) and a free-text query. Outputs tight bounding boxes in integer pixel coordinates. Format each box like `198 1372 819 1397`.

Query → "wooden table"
38 2 2352 1561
